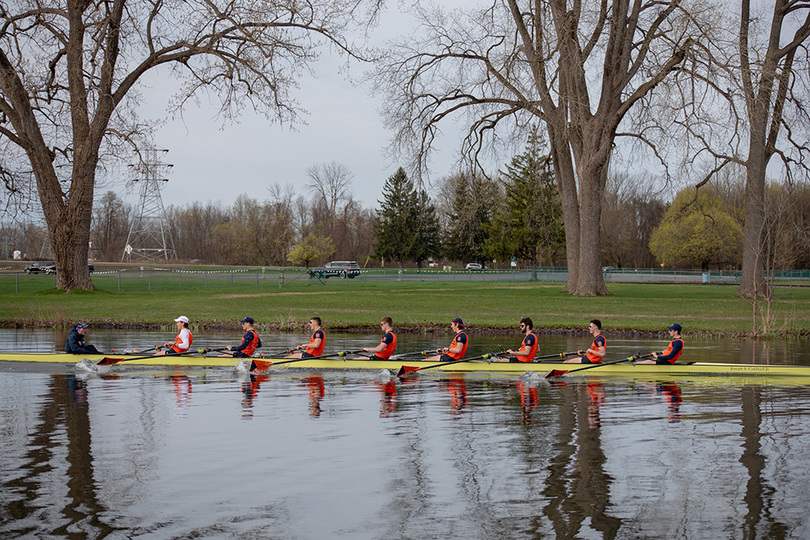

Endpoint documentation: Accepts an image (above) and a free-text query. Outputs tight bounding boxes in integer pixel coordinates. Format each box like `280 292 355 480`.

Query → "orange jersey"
586 334 606 363
377 331 397 359
659 338 684 364
170 328 193 353
305 329 325 357
517 333 538 363
446 331 468 360
236 330 260 356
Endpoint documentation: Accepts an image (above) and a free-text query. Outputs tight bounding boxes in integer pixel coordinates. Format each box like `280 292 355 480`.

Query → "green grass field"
1 279 807 336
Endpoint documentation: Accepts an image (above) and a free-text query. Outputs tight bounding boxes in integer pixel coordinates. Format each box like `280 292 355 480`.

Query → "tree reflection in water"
0 371 805 538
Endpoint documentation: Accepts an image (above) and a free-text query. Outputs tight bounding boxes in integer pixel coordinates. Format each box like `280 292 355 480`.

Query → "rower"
563 319 606 364
155 316 193 356
492 317 537 362
65 323 101 354
359 316 397 360
220 317 261 358
424 318 468 362
635 324 684 365
286 317 325 359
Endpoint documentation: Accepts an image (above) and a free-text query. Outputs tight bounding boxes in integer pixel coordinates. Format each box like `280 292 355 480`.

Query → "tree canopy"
650 187 742 270
0 0 377 290
376 0 708 295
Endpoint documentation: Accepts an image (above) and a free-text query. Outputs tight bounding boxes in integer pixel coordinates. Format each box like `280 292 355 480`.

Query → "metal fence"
1 266 809 293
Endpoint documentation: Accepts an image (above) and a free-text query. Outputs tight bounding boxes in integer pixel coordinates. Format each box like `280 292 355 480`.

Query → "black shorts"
232 351 249 358
369 354 388 361
508 356 522 363
301 352 316 359
655 359 672 365
439 354 456 362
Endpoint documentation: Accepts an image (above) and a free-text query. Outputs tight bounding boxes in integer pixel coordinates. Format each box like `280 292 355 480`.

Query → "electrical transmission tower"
122 148 176 262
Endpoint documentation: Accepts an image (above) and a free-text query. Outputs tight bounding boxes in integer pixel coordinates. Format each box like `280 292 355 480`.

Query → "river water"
2 329 810 539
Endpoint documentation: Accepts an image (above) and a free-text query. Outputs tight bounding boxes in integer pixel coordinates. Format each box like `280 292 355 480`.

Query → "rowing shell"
2 352 810 378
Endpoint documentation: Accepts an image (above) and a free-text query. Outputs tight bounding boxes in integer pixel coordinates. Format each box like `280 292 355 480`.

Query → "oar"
485 350 580 362
397 351 507 377
95 350 191 366
196 348 230 356
257 348 296 358
249 350 365 371
109 345 163 354
544 353 655 379
535 350 579 361
388 350 434 360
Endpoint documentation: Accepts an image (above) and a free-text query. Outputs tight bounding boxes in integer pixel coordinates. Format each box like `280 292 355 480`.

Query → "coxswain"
65 323 101 354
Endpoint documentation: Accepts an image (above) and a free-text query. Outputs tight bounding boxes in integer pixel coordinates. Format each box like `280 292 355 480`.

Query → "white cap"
174 316 189 323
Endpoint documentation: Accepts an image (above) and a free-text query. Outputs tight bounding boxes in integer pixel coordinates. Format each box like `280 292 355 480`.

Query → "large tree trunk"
735 0 793 299
549 127 608 296
575 164 609 296
738 147 767 298
39 156 97 292
549 128 581 293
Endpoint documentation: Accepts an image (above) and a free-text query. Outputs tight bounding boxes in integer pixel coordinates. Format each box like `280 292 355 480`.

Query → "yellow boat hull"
2 352 810 379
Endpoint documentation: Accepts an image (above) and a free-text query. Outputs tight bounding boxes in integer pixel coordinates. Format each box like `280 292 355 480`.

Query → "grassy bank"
1 281 808 337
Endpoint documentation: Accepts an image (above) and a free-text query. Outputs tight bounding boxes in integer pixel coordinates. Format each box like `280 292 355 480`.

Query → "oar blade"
396 365 421 377
97 356 126 366
545 369 569 379
250 359 273 372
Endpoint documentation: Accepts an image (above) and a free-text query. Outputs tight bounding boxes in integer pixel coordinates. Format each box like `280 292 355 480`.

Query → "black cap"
240 317 254 324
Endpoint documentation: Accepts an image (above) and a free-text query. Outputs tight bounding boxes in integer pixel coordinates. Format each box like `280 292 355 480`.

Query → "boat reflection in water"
656 381 683 423
442 377 467 414
240 373 270 419
515 378 539 424
166 373 192 416
303 375 325 417
375 379 397 417
1 370 807 538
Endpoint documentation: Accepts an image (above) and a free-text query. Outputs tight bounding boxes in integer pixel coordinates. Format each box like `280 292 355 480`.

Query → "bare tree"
306 161 354 238
669 1 810 296
600 173 665 268
0 0 378 290
736 0 810 297
376 0 708 295
91 191 130 261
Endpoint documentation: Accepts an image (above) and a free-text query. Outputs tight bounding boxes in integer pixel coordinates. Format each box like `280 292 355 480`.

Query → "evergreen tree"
485 131 565 266
410 188 442 268
374 168 441 267
444 173 496 264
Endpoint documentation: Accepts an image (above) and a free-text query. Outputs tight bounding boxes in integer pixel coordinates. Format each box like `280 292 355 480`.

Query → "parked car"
465 262 483 271
311 261 361 279
24 261 56 274
24 261 94 274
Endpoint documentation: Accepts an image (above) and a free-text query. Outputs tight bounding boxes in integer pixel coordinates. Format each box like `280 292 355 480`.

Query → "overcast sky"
116 5 474 212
